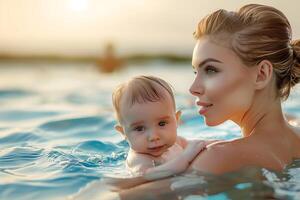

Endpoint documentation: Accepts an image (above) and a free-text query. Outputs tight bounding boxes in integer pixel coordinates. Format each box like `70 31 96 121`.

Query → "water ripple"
38 116 102 132
0 110 59 122
74 140 118 153
0 132 43 149
0 147 43 169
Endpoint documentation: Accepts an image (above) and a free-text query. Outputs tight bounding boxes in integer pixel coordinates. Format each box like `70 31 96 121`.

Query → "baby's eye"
158 121 167 127
193 70 197 75
134 126 145 132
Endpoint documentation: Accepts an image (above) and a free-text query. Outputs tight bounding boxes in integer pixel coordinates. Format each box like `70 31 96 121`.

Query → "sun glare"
69 0 89 12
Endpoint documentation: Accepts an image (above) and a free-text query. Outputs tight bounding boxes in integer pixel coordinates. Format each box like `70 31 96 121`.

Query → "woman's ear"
254 60 273 90
114 125 126 138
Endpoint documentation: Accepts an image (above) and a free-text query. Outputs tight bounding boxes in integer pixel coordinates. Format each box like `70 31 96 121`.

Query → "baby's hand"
165 141 207 174
182 140 207 163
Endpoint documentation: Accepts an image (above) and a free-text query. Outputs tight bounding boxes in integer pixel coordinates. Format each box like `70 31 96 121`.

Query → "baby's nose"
148 130 160 142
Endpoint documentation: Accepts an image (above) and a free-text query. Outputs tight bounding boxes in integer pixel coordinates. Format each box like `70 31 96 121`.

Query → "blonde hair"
194 4 300 100
112 75 175 123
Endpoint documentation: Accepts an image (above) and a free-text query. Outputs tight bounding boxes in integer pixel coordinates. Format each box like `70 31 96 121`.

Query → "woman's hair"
112 75 175 123
194 4 300 100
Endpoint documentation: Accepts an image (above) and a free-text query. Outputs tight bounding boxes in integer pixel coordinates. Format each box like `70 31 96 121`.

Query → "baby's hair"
112 75 175 123
194 4 300 100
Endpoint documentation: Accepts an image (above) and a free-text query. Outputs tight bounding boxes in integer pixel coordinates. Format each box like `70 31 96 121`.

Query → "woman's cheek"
205 76 231 99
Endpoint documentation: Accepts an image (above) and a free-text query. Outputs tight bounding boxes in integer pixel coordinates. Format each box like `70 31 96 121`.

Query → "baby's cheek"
170 131 179 145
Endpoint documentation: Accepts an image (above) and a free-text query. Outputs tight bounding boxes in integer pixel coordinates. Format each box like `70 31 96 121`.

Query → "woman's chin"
204 118 224 126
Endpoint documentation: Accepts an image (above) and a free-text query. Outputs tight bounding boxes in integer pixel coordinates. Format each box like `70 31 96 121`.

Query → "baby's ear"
114 125 126 138
175 110 182 123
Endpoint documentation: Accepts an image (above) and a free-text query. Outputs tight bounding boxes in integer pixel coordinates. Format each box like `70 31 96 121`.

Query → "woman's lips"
199 105 212 115
196 101 213 115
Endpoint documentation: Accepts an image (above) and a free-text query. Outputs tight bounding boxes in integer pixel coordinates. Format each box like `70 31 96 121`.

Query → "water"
0 61 300 200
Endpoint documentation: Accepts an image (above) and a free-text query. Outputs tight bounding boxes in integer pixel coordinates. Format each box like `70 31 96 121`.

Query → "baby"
112 75 211 177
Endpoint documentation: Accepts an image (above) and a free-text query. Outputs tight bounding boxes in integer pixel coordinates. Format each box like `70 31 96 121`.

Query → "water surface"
0 62 300 200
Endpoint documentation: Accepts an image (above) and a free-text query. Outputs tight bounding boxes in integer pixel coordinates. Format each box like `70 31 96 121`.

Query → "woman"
188 3 300 174
75 4 300 199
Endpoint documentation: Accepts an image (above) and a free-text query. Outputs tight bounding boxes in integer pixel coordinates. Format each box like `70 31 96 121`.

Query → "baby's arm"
143 140 207 180
106 139 220 190
107 141 207 190
126 140 207 180
126 150 155 174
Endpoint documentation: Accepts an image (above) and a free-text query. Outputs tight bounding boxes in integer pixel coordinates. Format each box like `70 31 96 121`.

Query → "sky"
0 0 300 56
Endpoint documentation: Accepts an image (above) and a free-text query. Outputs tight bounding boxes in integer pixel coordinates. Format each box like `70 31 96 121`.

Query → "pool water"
0 62 300 200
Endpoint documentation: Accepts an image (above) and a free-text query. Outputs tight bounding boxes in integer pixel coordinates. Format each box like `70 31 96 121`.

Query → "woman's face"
190 38 257 126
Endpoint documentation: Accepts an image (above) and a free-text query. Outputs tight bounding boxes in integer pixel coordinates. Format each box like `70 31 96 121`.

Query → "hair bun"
290 40 300 86
291 40 300 59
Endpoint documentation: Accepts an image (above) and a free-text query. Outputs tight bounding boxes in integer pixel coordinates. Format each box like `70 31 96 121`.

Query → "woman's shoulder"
291 124 300 137
189 139 246 174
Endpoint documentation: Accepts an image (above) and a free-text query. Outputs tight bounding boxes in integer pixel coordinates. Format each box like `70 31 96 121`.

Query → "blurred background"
1 0 299 65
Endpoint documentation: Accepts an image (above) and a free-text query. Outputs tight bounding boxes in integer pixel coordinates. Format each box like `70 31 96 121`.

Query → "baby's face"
119 91 179 157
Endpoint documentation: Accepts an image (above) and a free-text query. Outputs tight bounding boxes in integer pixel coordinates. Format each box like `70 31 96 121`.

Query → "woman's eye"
158 121 167 126
134 126 145 132
193 70 197 75
205 66 218 74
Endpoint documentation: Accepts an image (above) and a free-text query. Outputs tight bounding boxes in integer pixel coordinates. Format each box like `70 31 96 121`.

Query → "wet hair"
194 4 300 100
112 75 175 123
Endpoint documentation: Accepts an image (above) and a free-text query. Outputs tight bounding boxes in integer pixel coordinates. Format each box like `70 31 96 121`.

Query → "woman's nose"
189 76 204 96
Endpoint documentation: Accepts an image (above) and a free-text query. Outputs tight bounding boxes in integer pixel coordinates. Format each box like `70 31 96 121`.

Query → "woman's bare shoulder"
287 117 300 138
287 115 300 129
294 127 300 138
189 140 245 174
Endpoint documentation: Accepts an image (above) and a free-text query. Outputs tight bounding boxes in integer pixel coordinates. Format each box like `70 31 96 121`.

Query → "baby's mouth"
148 145 165 151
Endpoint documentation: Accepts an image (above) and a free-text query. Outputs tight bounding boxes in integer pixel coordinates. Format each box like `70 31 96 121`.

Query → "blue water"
0 62 300 200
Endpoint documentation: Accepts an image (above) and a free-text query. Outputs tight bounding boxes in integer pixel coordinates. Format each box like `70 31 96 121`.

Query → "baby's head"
112 75 181 156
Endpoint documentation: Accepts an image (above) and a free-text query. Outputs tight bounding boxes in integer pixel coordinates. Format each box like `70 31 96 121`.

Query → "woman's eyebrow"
193 58 222 69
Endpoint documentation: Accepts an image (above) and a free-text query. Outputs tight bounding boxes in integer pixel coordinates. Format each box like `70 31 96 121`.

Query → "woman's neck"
235 95 286 137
